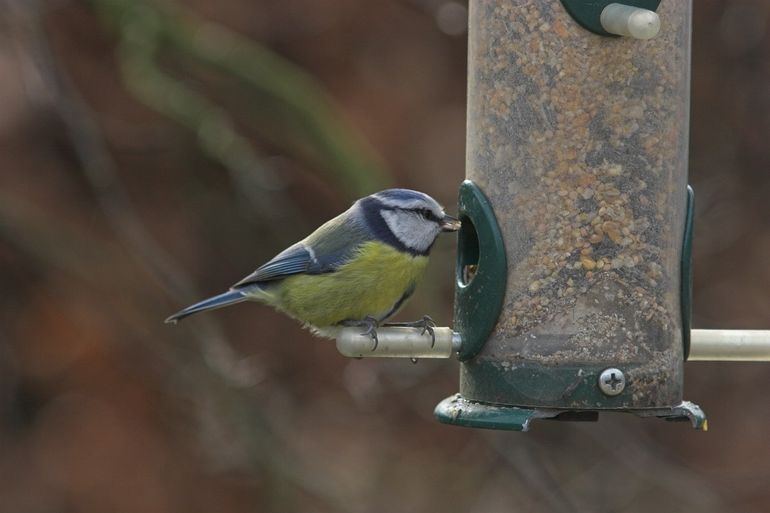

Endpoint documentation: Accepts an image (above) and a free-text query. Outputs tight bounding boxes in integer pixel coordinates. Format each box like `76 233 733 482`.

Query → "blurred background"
0 1 768 512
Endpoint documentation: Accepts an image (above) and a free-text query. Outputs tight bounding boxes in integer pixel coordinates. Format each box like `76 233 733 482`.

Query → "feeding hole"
457 214 479 286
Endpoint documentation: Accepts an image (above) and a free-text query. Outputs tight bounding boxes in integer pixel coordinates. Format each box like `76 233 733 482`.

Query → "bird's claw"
361 321 379 351
419 315 437 348
342 316 380 350
384 315 437 348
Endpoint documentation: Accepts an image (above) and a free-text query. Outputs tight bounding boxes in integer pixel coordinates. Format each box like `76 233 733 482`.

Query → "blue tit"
165 189 460 342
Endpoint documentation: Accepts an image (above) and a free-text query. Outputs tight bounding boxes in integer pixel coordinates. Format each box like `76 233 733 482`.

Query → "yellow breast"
274 242 429 328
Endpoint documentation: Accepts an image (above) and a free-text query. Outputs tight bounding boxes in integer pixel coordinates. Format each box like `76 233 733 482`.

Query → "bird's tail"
165 290 248 324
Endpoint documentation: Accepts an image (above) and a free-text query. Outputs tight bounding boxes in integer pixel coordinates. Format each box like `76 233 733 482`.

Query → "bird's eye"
419 208 440 222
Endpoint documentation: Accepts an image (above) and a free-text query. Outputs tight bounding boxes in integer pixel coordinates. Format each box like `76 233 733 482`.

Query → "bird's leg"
343 316 380 350
383 315 437 347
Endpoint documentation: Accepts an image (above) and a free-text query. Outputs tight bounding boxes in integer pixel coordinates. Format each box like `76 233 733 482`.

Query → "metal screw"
598 367 626 396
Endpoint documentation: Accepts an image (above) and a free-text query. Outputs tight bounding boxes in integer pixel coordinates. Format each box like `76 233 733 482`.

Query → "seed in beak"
441 215 461 232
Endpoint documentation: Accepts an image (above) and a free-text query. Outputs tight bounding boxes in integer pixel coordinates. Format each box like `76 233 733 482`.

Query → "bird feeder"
336 0 770 431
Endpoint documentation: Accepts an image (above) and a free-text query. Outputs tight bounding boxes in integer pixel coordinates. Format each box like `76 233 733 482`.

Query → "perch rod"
689 330 770 361
336 328 770 361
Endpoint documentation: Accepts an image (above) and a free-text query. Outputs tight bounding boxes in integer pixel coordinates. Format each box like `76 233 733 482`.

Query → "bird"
165 189 460 346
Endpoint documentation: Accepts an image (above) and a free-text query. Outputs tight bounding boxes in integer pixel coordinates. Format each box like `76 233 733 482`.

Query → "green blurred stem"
164 21 390 196
90 0 390 197
117 19 297 228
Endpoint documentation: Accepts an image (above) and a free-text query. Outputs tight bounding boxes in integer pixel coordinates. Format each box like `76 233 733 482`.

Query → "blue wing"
232 208 371 288
232 243 317 287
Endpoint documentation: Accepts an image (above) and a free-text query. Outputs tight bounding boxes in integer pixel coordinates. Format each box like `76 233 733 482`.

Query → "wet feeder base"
434 394 707 432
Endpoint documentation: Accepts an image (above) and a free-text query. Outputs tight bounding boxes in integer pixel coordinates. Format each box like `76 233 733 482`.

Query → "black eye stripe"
420 209 440 222
383 206 440 222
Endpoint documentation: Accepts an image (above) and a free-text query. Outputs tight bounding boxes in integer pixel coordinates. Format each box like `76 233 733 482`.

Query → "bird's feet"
383 315 437 347
343 316 380 350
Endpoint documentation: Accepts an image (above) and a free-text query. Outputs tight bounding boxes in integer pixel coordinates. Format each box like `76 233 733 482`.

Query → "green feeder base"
434 394 708 432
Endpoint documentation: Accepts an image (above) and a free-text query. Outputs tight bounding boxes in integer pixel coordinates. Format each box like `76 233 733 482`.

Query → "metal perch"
688 330 770 361
336 328 770 362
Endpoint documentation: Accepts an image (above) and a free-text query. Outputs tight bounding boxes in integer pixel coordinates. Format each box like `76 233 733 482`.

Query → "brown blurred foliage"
0 1 768 512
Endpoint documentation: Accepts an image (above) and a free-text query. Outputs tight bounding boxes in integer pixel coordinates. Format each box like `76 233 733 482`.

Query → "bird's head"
357 189 460 255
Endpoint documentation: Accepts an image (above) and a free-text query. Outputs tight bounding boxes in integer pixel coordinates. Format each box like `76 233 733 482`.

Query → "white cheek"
381 211 440 252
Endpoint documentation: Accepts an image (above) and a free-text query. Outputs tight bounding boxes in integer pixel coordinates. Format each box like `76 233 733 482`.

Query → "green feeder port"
559 0 662 38
453 180 507 362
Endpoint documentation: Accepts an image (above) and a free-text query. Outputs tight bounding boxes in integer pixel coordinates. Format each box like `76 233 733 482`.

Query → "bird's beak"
440 214 461 232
